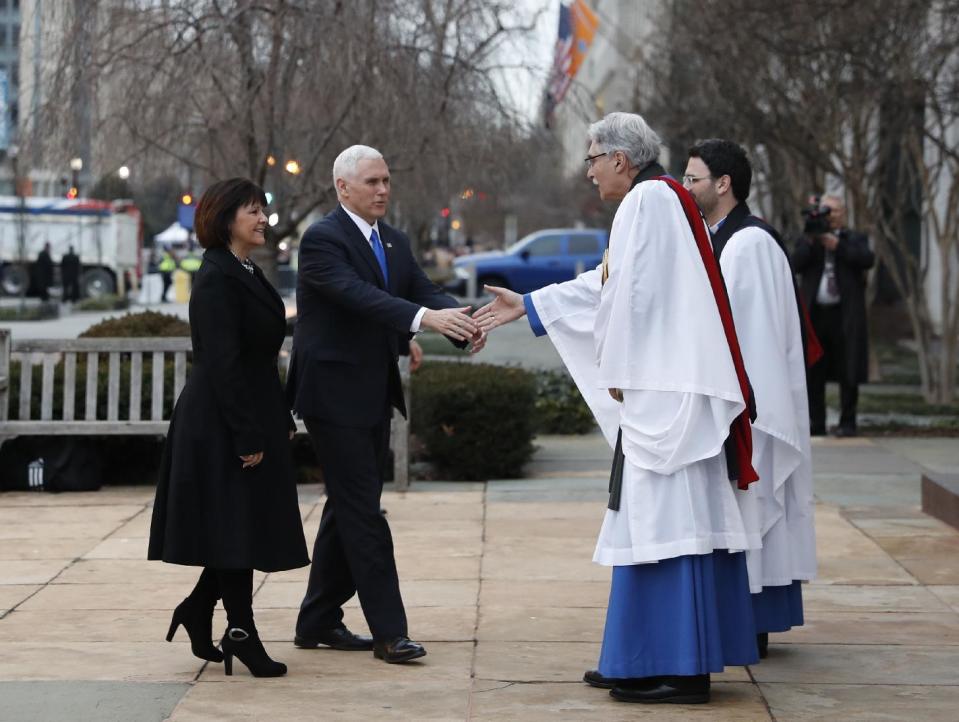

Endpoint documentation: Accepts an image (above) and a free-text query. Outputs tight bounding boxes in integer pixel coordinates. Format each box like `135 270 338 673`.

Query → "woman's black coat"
148 247 309 572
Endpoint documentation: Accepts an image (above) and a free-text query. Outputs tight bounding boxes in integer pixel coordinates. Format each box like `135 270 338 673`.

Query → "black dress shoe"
757 632 769 659
610 674 710 704
583 669 624 689
294 627 374 651
373 636 427 664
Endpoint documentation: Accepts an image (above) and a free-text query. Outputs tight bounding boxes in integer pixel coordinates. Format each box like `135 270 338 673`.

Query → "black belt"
608 429 625 511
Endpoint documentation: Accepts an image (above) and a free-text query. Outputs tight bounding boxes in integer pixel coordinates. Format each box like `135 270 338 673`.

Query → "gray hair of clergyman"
332 145 384 187
587 112 662 168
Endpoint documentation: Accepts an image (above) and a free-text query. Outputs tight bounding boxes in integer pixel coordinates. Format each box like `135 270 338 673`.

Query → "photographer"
793 195 874 436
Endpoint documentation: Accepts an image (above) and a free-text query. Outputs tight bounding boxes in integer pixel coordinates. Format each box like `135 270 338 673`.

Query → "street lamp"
69 157 83 197
284 159 301 175
117 166 130 180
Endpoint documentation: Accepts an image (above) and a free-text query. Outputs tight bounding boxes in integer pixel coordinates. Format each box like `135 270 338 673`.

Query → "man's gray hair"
587 112 661 168
333 145 384 185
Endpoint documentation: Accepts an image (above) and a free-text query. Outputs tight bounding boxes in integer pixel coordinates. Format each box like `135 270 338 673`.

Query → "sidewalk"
1 435 958 720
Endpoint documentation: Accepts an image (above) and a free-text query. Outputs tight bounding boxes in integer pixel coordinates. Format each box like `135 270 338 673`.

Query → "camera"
802 196 832 235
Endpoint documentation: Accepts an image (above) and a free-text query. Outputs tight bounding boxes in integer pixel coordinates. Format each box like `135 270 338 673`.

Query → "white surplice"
720 225 817 591
529 179 758 567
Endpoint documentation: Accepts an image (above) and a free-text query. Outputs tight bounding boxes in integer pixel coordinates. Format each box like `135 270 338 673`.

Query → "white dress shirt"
341 204 426 332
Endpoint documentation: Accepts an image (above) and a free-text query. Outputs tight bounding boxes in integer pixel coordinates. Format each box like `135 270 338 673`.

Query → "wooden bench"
0 329 410 489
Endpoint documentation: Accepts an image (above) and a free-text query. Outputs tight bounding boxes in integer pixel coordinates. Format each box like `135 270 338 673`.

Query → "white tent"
154 222 190 245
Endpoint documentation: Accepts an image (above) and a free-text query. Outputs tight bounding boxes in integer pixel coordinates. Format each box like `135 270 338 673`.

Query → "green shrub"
0 303 59 321
411 361 536 480
534 369 596 434
76 294 130 312
81 310 189 338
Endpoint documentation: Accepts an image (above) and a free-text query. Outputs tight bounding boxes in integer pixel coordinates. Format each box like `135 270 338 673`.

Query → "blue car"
446 228 608 295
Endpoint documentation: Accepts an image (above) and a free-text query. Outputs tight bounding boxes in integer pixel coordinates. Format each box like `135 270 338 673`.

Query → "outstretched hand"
421 306 478 342
472 285 526 332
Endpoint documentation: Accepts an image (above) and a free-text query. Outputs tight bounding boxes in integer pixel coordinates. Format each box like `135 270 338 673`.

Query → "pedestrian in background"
149 177 309 678
61 246 81 302
35 243 54 301
793 196 874 436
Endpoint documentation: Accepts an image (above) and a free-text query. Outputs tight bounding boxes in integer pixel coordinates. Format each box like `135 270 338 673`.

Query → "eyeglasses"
584 152 609 168
682 174 713 186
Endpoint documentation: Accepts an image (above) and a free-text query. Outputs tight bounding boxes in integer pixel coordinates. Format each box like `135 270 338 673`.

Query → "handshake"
419 285 526 354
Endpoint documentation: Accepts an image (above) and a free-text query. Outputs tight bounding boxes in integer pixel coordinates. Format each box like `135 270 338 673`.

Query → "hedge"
411 361 537 480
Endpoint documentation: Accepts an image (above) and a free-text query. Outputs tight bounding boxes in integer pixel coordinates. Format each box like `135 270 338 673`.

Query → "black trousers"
297 416 407 642
808 304 859 432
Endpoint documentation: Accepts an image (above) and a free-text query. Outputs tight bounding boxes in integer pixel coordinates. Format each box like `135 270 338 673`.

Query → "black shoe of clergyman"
757 632 769 659
373 636 427 664
294 627 374 651
610 674 710 704
583 669 624 689
832 425 858 438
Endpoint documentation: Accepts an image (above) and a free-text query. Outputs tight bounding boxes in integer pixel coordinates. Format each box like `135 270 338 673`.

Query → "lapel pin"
386 243 392 248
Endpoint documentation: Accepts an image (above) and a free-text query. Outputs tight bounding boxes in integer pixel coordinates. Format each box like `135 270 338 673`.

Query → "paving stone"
469 680 770 721
255 579 479 609
750 644 959 685
83 537 150 560
928 586 959 612
479 580 610 608
0 642 202 681
0 584 40 614
0 680 189 722
801 584 952 613
483 517 601 541
485 501 608 521
760 683 959 721
0 537 101 560
472 641 750 684
0 504 143 525
0 609 182 643
17 582 187 611
54 559 200 585
895 557 959 585
108 509 154 538
871 535 959 557
171 678 471 721
848 516 959 537
782 611 959 645
477 606 605 642
0 521 122 541
0 559 74 585
0 488 154 507
814 556 917 585
482 552 610 583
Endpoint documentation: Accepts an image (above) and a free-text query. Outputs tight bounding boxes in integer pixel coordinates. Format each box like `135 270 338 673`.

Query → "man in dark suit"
61 246 81 302
793 195 874 436
286 145 485 664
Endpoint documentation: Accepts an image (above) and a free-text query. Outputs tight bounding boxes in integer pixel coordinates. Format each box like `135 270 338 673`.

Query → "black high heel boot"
221 627 287 677
166 597 224 663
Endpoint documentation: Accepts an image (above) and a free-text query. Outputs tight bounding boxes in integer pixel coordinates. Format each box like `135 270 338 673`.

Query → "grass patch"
0 303 59 321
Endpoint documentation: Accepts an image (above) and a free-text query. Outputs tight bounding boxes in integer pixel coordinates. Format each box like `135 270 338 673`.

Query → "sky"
494 0 560 123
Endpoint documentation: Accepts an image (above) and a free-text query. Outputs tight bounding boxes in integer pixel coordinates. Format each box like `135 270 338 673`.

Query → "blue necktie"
370 228 389 286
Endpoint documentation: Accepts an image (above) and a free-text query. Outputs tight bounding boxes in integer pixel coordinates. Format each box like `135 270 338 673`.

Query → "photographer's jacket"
792 230 874 383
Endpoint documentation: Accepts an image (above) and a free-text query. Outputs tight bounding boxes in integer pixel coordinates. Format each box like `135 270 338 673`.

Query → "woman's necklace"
230 248 255 275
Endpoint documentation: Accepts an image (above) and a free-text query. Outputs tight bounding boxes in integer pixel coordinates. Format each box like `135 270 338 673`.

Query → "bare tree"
27 0 539 269
644 0 959 402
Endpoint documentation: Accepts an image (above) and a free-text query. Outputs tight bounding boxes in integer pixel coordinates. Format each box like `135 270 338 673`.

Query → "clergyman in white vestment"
684 139 816 658
474 113 762 705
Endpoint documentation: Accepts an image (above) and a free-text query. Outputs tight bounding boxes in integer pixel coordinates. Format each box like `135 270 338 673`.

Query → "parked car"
445 228 608 295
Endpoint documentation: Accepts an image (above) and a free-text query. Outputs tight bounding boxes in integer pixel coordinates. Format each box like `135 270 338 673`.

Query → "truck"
0 196 142 298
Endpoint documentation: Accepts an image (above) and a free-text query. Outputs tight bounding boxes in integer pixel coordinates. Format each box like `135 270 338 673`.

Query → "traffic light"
440 207 451 218
66 186 79 199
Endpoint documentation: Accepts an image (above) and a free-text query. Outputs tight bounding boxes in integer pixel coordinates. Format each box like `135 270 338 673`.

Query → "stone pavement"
1 435 958 721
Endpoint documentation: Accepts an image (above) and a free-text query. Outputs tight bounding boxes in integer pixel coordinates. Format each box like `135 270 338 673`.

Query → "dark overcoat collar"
710 202 752 260
203 246 285 318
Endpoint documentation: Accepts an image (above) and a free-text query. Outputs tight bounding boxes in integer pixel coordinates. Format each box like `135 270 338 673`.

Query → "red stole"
658 176 759 489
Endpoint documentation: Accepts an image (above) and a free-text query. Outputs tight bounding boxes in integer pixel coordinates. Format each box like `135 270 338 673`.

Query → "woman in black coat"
149 178 309 677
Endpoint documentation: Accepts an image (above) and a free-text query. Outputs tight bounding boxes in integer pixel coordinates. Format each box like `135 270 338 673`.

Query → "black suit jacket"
286 205 462 426
792 229 874 383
